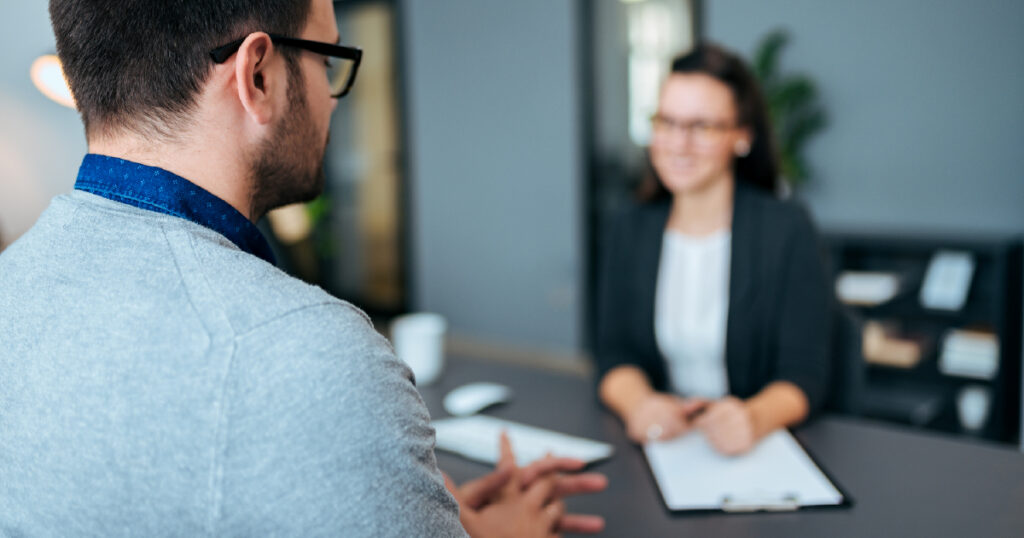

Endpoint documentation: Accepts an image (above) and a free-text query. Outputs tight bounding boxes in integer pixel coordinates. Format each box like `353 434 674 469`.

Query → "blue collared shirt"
74 153 276 265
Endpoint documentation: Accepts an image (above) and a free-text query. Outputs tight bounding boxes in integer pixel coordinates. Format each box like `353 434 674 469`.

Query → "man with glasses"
0 1 604 536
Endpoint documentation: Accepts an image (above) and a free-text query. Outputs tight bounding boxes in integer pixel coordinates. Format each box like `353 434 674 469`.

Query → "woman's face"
650 73 750 196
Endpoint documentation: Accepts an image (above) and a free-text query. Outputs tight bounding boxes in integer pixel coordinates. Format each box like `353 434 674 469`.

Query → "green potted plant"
751 29 827 190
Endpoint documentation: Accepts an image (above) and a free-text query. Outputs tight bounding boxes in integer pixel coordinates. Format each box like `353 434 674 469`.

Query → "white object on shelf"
939 329 999 380
835 271 901 306
919 250 975 311
432 415 614 466
956 384 992 432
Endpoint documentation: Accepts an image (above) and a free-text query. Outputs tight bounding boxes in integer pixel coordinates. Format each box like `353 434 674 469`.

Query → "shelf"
860 380 1012 442
867 363 998 387
860 382 946 427
826 233 1022 446
848 298 996 328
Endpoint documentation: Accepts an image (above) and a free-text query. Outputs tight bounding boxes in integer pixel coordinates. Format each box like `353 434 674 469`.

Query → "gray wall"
705 0 1024 235
401 0 583 354
0 1 86 250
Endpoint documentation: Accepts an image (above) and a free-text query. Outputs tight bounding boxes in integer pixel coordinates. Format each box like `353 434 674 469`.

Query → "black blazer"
594 181 832 412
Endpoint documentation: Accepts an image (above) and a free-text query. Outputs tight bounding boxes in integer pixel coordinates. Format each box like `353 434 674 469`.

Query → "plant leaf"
753 29 789 85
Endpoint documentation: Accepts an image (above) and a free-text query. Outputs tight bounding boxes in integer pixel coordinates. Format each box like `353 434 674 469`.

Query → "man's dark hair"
49 0 313 139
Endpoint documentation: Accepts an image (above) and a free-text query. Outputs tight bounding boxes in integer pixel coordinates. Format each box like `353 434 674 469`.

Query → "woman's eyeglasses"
650 113 738 147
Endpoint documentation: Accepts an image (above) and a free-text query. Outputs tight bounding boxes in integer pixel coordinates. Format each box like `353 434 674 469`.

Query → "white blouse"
654 229 732 399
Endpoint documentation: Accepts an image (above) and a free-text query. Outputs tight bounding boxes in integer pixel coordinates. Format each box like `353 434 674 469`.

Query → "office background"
1 1 1021 444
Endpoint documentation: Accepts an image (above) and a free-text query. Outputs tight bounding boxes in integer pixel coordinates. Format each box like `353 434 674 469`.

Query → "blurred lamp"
31 54 76 109
267 203 313 245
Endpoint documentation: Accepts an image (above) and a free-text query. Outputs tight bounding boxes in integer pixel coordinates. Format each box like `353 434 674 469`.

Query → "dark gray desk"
419 355 1024 537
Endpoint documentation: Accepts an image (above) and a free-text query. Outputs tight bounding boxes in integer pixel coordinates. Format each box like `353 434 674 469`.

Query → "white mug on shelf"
390 312 447 386
956 384 991 433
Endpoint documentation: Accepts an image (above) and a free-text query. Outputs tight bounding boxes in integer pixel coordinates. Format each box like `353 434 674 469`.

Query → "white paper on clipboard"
643 430 844 512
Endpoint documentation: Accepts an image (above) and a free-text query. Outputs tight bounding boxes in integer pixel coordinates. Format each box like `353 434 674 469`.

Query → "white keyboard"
432 415 614 466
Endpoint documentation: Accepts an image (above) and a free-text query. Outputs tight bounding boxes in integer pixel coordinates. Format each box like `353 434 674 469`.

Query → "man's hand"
444 432 607 537
462 474 566 538
517 454 607 534
624 393 707 443
694 396 757 455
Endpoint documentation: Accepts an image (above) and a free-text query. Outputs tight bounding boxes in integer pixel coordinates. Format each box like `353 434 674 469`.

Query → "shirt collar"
74 153 276 265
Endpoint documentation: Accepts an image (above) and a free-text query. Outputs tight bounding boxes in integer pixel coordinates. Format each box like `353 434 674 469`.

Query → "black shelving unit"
826 233 1023 445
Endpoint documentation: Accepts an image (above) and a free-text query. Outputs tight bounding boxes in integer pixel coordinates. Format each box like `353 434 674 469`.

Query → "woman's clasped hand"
624 393 759 455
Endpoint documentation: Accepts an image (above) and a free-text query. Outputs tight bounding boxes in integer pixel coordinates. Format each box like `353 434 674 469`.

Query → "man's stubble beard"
248 60 328 220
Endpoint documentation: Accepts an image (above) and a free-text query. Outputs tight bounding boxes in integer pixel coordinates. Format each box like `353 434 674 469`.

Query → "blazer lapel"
638 201 671 366
725 182 760 393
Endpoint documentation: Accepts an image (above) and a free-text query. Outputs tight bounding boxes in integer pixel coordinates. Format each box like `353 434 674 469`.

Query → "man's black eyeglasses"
210 33 363 99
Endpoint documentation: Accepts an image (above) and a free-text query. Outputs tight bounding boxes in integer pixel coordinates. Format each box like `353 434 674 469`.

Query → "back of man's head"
49 0 312 141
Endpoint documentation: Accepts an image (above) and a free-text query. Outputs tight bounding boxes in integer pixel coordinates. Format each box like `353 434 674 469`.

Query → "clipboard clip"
721 493 800 512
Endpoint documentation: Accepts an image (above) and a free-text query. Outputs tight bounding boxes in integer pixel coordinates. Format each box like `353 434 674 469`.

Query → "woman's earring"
734 140 751 157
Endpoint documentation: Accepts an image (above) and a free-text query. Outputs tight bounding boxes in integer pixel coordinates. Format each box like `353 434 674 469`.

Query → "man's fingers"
496 430 523 495
553 472 608 497
458 465 514 509
524 475 558 508
519 457 586 486
442 472 459 499
557 514 606 534
498 430 516 467
543 499 567 527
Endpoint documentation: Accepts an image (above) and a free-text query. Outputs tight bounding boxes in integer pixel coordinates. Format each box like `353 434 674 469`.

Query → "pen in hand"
681 399 710 428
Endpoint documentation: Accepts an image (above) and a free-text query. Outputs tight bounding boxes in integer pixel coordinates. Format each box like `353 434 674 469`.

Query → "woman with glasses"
594 43 831 455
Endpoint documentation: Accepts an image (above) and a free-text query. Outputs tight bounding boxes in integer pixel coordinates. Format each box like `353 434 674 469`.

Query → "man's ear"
234 32 281 126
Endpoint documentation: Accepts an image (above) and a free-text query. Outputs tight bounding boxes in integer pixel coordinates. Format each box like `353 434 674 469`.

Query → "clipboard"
643 429 853 514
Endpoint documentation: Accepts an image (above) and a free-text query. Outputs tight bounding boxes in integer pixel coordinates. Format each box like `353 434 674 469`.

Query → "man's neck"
666 174 735 237
87 135 254 221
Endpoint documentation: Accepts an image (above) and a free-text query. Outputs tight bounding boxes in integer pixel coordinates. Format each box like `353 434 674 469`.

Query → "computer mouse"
443 382 513 417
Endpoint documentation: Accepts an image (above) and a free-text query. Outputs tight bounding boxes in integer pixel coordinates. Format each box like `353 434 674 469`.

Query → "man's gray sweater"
0 191 465 537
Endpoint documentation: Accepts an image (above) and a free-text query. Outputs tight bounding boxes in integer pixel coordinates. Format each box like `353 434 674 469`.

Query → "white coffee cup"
390 313 447 386
956 385 991 433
